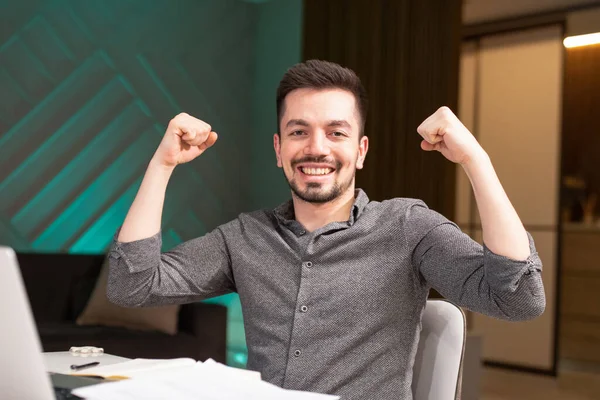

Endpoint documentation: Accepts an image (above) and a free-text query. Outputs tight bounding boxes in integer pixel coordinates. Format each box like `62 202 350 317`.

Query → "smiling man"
107 60 545 400
273 83 369 232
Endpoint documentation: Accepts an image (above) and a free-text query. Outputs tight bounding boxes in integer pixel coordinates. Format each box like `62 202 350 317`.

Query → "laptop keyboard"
54 387 84 400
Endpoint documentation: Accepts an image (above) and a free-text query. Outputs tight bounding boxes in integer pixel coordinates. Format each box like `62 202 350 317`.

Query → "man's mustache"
291 156 341 170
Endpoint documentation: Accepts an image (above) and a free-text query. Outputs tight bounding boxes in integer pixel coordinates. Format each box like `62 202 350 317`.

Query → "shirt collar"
273 189 370 228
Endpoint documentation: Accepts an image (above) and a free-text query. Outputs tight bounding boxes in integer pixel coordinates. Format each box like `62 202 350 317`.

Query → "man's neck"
292 187 357 232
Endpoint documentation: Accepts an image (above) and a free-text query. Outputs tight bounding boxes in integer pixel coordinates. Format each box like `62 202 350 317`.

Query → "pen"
70 361 100 371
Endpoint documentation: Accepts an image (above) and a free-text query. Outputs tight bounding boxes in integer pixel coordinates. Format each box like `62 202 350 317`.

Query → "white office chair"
412 299 467 400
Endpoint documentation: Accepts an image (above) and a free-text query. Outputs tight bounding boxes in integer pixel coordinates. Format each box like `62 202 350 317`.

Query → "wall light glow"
563 32 600 48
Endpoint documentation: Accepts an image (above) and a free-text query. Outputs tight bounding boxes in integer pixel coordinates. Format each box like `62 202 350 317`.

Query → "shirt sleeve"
106 225 235 308
405 201 546 321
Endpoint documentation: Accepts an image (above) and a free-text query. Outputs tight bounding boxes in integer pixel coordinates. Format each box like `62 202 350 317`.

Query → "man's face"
274 88 368 204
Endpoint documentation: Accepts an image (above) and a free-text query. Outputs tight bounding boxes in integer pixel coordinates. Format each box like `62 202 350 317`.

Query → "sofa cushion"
76 259 180 335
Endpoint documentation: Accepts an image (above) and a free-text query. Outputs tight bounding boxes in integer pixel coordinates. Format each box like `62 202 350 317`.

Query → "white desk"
43 351 129 375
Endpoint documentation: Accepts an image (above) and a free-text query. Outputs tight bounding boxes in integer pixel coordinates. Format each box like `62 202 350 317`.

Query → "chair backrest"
412 299 466 400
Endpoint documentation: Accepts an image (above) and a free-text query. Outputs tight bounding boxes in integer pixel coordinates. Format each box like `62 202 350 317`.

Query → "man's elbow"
526 295 546 320
104 259 131 307
105 258 150 307
511 272 546 321
105 285 145 308
509 295 546 321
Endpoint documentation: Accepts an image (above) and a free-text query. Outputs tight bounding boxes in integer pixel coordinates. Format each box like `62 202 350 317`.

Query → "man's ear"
273 133 282 168
356 135 369 169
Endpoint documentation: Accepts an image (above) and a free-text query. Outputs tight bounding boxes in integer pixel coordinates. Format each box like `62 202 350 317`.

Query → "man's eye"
291 130 305 136
331 131 345 137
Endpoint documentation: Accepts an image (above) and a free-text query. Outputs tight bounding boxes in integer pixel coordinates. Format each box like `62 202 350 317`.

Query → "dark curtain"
302 0 462 219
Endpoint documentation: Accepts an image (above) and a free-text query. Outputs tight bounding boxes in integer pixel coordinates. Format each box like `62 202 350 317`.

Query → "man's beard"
285 156 354 204
289 179 345 203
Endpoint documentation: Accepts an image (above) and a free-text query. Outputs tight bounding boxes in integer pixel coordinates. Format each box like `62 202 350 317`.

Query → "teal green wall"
229 0 303 367
251 0 303 210
0 0 301 368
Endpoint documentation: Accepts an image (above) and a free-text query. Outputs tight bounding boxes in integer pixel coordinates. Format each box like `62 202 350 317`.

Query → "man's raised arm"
106 114 234 308
418 106 530 260
118 113 217 242
413 106 545 320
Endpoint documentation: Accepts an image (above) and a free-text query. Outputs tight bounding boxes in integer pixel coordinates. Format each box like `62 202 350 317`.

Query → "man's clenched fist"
417 106 483 165
153 113 218 168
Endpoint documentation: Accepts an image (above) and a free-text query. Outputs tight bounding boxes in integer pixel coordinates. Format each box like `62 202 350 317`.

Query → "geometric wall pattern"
1 0 258 254
1 0 303 368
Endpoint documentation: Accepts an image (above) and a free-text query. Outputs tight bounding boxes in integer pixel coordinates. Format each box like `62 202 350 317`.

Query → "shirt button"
304 261 313 268
294 350 301 357
300 305 308 312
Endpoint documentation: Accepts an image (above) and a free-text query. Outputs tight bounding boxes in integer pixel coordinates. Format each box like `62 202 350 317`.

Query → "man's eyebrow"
327 120 351 129
284 119 352 129
285 119 310 128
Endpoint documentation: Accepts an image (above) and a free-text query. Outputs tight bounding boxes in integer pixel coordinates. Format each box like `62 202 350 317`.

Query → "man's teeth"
301 167 333 175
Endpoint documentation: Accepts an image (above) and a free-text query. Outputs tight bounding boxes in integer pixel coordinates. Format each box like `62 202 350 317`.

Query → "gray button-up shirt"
107 189 545 400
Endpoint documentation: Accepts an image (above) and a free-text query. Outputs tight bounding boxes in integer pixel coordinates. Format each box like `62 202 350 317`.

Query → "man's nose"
304 132 330 156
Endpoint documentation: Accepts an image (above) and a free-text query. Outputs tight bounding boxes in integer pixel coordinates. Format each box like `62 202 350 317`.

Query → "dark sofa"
17 252 227 363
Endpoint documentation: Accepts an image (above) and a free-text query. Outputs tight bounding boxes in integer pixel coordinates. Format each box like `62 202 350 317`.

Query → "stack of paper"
71 357 199 380
71 357 261 381
72 359 339 400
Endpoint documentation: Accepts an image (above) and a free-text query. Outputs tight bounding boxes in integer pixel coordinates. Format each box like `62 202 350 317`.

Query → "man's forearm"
117 157 175 243
462 151 530 260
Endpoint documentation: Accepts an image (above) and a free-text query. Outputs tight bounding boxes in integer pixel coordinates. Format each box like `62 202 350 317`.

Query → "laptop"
0 246 102 399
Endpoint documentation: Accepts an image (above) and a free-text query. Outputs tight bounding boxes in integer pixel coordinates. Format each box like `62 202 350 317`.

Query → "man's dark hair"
276 59 368 137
